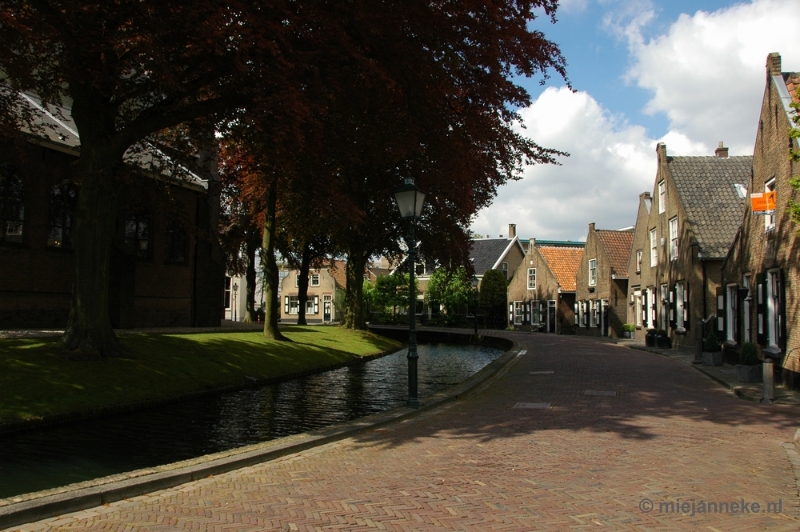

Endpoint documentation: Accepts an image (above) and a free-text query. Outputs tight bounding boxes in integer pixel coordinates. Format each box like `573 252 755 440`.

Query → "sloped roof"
595 229 634 278
668 155 752 258
538 246 584 292
470 238 521 275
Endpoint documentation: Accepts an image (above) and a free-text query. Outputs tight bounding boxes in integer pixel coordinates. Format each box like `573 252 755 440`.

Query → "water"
0 343 502 498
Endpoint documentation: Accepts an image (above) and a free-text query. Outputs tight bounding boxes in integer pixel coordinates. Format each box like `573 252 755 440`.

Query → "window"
527 268 536 289
675 282 687 331
588 259 597 286
501 262 508 279
0 163 25 243
311 273 320 287
513 301 524 325
649 229 658 266
634 290 642 327
589 300 597 327
415 261 425 276
742 274 752 342
764 178 776 232
48 181 78 248
124 212 151 259
306 299 314 314
726 284 738 343
224 277 232 309
164 221 187 264
647 287 657 328
658 180 666 214
287 296 300 314
669 217 678 261
635 250 642 273
660 284 669 330
766 269 780 347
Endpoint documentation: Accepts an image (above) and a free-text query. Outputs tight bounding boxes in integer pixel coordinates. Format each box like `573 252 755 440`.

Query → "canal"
0 343 502 499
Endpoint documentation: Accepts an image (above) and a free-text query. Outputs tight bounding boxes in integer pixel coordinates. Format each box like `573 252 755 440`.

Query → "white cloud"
471 87 657 241
625 0 800 155
558 0 591 14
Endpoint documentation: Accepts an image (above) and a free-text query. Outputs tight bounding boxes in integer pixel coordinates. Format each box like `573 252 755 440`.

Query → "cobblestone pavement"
8 332 800 531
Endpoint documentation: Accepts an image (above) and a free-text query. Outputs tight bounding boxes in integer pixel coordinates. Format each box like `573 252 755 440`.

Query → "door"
547 300 556 333
323 295 332 322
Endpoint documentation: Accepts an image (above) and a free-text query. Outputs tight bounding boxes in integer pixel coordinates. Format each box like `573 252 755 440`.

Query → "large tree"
0 0 302 357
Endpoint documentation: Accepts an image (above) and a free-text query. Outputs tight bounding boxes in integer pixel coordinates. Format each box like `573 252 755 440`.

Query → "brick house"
575 223 633 338
507 239 584 333
0 96 225 329
721 53 799 387
279 261 347 323
630 142 751 347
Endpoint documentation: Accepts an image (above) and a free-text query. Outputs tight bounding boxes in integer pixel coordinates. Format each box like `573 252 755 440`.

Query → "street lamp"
471 275 479 335
232 282 239 322
393 176 427 409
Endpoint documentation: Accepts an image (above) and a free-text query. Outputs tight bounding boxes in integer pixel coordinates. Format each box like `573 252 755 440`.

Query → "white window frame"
726 284 738 343
310 273 320 287
295 273 300 288
288 296 299 314
764 178 776 232
527 268 536 290
658 180 666 214
513 301 524 325
650 229 658 267
589 300 597 327
588 259 597 287
635 250 642 273
647 287 657 328
669 217 678 261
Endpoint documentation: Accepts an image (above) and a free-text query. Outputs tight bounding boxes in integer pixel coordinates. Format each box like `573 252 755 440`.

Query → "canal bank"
0 330 519 530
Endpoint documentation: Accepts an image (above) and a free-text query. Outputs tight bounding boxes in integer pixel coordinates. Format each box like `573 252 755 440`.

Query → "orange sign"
751 191 776 215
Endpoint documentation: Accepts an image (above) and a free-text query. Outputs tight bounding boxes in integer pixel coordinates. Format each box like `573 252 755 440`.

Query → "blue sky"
471 0 800 242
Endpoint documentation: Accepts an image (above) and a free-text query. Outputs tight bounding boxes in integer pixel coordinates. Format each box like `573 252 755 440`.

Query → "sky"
469 0 800 242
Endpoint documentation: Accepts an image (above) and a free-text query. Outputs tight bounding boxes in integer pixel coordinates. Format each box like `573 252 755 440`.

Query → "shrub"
739 342 760 365
703 330 721 352
623 323 635 333
655 329 668 337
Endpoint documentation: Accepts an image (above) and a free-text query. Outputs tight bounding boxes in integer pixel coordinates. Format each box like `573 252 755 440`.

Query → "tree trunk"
342 246 368 329
62 144 122 359
296 242 312 325
242 233 259 323
261 176 287 340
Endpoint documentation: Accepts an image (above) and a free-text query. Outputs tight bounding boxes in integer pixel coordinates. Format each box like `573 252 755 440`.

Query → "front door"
323 295 332 322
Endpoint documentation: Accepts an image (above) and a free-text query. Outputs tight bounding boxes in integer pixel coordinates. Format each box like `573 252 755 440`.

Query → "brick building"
279 261 346 323
721 53 800 387
0 96 225 329
507 239 583 333
629 142 751 347
575 223 633 338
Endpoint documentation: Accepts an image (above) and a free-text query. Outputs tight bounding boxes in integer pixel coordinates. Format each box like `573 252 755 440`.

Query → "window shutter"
683 283 690 331
314 296 319 315
509 303 513 325
778 269 787 351
716 286 726 339
523 302 530 325
284 296 289 314
596 300 602 329
669 286 677 329
756 273 766 346
574 302 579 325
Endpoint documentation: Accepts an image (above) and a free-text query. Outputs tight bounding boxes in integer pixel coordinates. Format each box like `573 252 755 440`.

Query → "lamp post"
393 176 427 409
232 283 239 322
472 275 479 335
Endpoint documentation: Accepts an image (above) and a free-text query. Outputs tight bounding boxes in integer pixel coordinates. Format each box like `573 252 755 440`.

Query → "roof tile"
538 246 584 292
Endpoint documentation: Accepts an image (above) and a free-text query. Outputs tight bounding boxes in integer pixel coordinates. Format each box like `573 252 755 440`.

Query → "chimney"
715 141 728 158
767 52 781 77
508 224 516 238
589 222 595 233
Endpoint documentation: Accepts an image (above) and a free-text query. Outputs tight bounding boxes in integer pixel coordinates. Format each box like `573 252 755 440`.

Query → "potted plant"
622 323 635 338
702 330 723 366
655 329 671 349
645 329 656 347
736 342 763 383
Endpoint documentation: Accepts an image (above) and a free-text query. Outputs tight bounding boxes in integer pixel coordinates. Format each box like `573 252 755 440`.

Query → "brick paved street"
8 332 800 531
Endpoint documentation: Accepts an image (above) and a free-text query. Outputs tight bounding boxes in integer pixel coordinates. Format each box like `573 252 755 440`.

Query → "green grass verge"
0 326 402 426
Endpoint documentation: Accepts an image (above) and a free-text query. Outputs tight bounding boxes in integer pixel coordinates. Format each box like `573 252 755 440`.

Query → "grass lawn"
0 326 402 426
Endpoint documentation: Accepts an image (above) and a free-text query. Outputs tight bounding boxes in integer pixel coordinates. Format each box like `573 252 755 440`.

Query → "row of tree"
1 0 569 357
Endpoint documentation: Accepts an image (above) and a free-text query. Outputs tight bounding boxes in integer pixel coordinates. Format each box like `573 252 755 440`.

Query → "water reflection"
0 343 501 498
